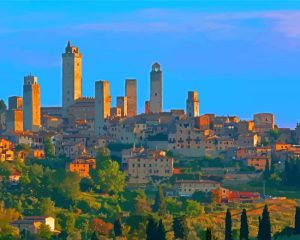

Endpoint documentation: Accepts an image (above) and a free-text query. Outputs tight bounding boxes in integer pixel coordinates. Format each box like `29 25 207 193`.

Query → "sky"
1 0 300 128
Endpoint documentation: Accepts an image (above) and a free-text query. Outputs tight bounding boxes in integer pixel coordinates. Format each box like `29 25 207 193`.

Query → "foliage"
39 197 55 217
173 215 189 240
37 223 52 240
153 186 167 216
240 208 249 240
92 218 113 236
96 160 125 194
43 137 55 158
14 143 30 153
80 177 95 192
225 209 232 240
295 206 300 235
258 205 271 240
191 191 213 203
59 172 81 200
206 227 212 240
183 200 203 217
114 217 123 237
146 217 166 240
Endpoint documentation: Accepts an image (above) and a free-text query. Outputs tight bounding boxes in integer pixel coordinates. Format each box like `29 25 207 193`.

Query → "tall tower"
117 96 128 117
6 96 23 132
62 41 82 112
125 79 137 117
23 75 41 132
95 81 111 135
150 62 162 114
186 91 199 119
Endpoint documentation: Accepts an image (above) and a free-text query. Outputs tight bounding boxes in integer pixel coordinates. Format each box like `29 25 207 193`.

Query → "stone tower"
95 81 111 135
150 62 162 114
23 75 41 132
6 96 23 132
62 41 82 112
125 79 137 117
116 96 128 117
186 91 199 119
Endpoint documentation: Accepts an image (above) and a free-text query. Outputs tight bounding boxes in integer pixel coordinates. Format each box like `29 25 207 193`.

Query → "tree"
38 223 52 240
59 172 81 200
295 206 300 235
157 219 166 240
257 216 262 240
173 215 189 240
114 217 123 237
92 218 113 236
183 200 203 217
153 186 167 216
96 160 125 194
225 209 232 240
43 137 55 158
206 228 212 240
80 177 95 192
66 231 82 240
146 217 158 240
240 209 249 240
258 205 271 240
39 197 55 217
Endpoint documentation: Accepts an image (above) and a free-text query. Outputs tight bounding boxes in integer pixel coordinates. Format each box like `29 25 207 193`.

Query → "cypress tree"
295 206 300 235
257 216 262 240
225 209 232 240
114 217 122 237
240 209 249 240
146 217 158 240
157 219 166 240
153 186 167 216
206 227 212 240
259 205 271 240
173 216 189 240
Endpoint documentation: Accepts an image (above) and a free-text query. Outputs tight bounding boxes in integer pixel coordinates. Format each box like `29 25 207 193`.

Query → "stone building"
145 100 150 114
68 97 95 121
254 113 274 133
6 96 23 132
8 96 23 110
125 79 137 117
11 216 56 235
116 96 127 117
23 75 41 132
62 41 82 113
126 149 173 184
186 91 199 119
95 80 111 135
150 62 163 113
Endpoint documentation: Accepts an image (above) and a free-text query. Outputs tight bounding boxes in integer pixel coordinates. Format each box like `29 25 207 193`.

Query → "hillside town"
0 42 300 239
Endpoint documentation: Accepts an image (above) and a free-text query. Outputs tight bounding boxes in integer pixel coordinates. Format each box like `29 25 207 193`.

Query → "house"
9 171 22 185
11 216 55 235
69 151 96 177
212 187 260 203
175 180 221 197
126 150 174 184
246 156 271 171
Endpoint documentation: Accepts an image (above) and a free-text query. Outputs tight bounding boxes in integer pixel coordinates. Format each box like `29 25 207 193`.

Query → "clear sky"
1 0 300 128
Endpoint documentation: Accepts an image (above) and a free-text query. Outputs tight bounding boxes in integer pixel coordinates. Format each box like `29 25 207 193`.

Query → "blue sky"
1 1 300 128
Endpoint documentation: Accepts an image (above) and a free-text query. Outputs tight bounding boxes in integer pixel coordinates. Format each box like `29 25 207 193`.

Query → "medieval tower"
23 75 41 132
62 41 82 113
150 62 162 114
